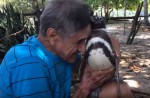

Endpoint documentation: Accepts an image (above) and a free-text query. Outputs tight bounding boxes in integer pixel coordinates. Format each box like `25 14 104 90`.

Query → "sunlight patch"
124 80 140 88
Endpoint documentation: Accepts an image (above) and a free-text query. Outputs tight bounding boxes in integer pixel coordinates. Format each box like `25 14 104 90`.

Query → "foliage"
1 0 46 13
85 0 141 10
85 0 101 10
85 0 142 21
0 4 35 59
85 0 118 18
1 0 32 13
124 0 141 10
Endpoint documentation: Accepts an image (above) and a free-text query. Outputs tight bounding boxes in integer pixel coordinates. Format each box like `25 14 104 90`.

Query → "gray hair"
39 0 92 39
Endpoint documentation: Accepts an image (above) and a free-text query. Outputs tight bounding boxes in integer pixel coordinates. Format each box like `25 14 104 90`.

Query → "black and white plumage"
82 15 122 98
85 29 116 70
85 29 122 98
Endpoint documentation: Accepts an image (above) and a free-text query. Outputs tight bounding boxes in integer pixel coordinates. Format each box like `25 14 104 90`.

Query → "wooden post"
126 1 143 45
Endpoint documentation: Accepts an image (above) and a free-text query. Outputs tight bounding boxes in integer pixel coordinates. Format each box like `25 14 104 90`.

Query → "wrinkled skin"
38 25 91 63
73 66 115 98
81 66 115 90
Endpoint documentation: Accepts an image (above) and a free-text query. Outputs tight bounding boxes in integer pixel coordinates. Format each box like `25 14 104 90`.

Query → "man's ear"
47 28 58 41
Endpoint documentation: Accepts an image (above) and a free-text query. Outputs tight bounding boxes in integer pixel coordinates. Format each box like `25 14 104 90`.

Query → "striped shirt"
0 35 79 98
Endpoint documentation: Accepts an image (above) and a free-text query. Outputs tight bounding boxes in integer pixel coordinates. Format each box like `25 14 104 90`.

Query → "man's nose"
78 43 86 54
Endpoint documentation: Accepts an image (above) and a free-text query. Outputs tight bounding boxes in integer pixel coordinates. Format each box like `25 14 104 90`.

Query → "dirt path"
106 22 150 97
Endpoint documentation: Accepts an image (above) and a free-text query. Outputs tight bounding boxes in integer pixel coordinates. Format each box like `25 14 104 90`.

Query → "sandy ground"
106 22 150 97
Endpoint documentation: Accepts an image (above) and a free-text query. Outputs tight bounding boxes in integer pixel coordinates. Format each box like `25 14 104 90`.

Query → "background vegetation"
0 0 149 60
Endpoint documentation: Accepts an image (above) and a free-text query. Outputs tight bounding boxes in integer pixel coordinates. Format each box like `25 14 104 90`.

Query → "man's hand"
109 36 121 62
80 66 115 90
73 66 115 98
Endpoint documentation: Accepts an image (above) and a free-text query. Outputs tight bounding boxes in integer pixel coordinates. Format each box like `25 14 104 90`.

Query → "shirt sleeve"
8 57 53 98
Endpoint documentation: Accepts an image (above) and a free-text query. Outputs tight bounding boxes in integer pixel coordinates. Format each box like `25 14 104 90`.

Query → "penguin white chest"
88 48 112 70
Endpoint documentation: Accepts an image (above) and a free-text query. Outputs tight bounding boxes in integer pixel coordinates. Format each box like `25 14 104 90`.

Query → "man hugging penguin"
84 15 134 98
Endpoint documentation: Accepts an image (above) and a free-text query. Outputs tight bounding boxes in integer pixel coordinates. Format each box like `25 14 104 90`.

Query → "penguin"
85 29 116 70
84 16 133 98
85 29 119 98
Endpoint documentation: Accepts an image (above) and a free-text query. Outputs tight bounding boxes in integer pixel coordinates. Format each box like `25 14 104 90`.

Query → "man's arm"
9 57 53 98
109 36 121 62
73 67 115 98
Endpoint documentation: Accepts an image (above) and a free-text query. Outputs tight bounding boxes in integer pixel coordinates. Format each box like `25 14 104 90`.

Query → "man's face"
55 25 91 63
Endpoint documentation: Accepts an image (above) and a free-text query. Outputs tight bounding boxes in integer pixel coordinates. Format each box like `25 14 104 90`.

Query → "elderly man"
0 0 116 98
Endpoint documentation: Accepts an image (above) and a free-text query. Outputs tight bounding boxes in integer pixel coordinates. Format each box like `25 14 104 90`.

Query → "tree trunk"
124 0 126 17
101 7 103 16
115 1 118 17
144 0 149 25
